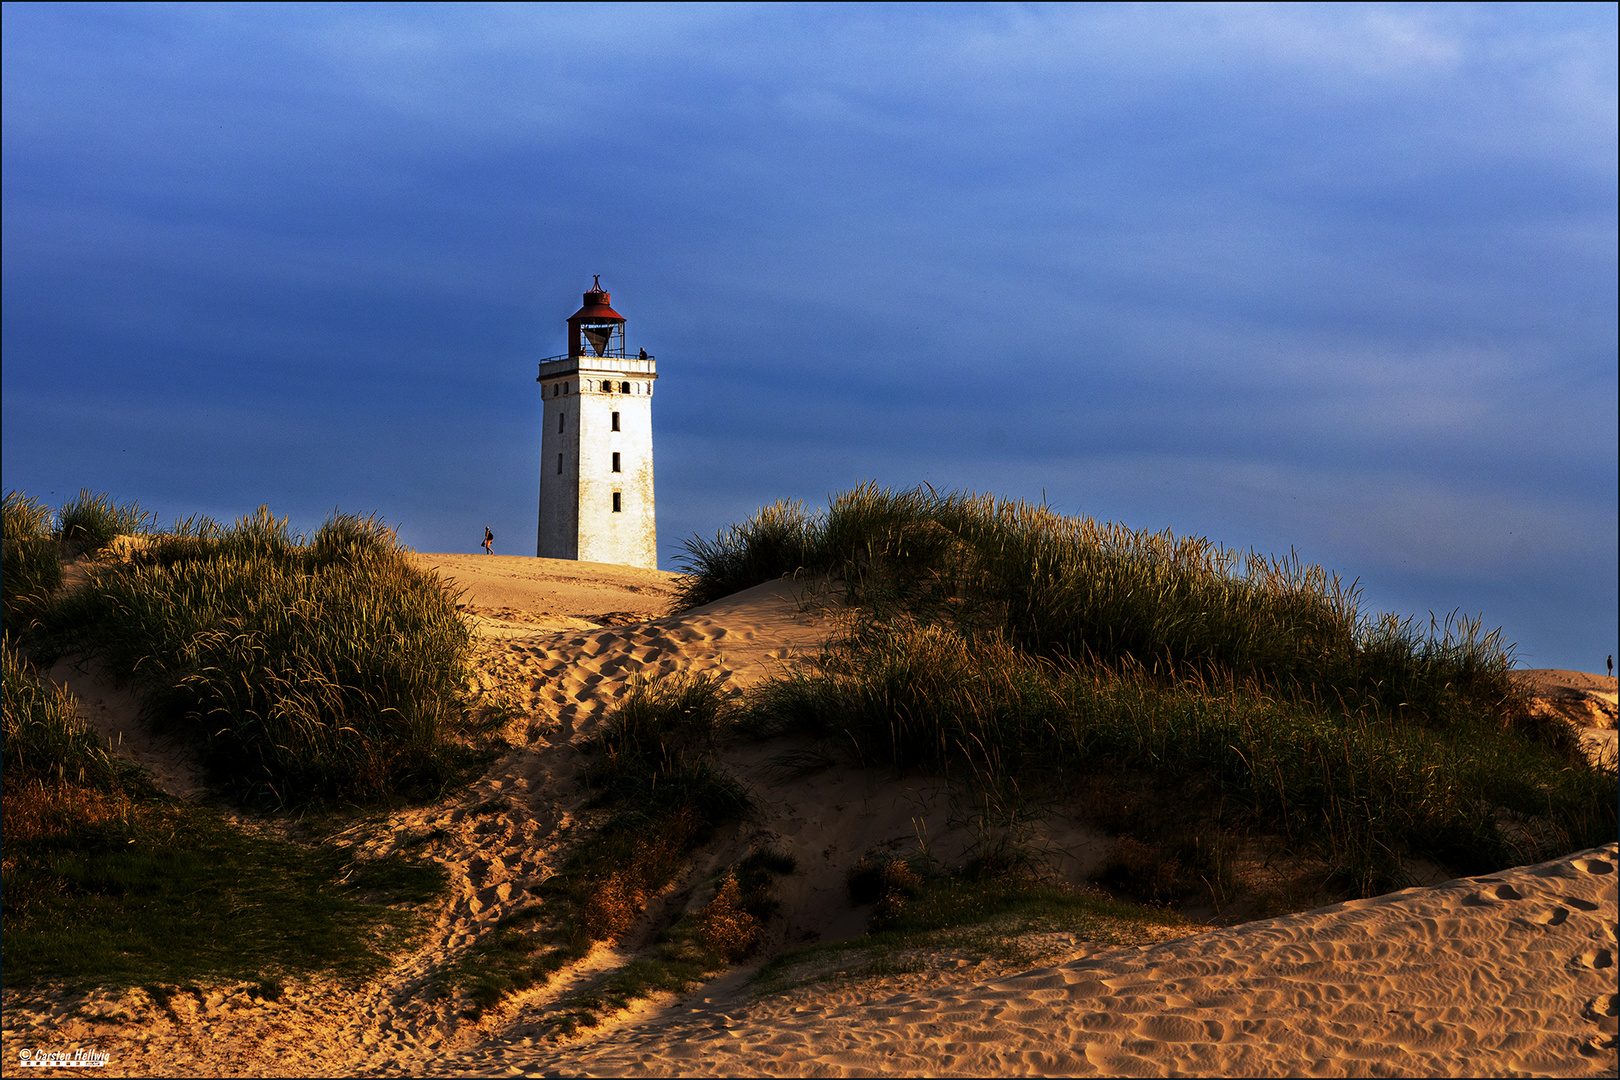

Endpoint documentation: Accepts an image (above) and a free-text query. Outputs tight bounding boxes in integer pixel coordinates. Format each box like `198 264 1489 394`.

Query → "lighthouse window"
619 381 630 394
601 380 611 393
611 411 620 431
612 452 621 472
612 492 622 513
558 412 565 434
556 453 563 475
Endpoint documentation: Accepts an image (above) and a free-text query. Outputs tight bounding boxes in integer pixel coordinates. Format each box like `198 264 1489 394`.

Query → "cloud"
3 2 1614 670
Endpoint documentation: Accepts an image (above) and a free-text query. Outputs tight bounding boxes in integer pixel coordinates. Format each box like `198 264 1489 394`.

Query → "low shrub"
696 848 798 961
697 870 760 961
847 856 925 932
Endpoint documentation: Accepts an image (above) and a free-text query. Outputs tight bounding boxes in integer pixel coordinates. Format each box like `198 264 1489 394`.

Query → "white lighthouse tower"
535 278 658 569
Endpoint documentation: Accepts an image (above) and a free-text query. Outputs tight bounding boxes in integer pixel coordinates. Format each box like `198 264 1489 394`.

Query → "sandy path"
3 565 844 1077
465 575 837 742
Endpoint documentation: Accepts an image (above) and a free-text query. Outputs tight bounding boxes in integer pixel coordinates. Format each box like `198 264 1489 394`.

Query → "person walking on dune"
483 527 494 555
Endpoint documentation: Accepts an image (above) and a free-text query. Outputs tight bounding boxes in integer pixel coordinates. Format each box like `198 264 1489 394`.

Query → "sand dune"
6 554 1616 1078
447 844 1619 1077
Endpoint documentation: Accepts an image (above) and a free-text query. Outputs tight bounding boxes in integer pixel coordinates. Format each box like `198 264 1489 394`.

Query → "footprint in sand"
1585 994 1620 1054
1574 949 1613 970
1583 994 1619 1025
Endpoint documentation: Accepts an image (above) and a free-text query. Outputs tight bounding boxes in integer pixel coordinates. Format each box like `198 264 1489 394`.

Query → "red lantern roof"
568 276 626 323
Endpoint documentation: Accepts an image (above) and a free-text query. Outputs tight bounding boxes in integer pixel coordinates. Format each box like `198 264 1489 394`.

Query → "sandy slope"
448 846 1620 1077
5 554 1616 1078
1514 669 1619 768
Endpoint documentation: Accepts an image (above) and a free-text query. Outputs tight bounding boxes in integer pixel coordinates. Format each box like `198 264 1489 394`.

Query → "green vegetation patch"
35 504 477 807
3 802 446 990
753 620 1614 892
676 484 1542 733
683 485 1616 896
1 653 448 992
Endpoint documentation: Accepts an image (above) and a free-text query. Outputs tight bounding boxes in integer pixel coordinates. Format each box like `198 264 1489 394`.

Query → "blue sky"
3 3 1615 671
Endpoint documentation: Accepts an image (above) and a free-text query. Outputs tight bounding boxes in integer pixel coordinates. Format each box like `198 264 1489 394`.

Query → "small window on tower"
612 492 622 513
619 381 630 394
556 453 563 475
558 412 565 434
612 452 621 472
601 380 611 393
611 411 621 431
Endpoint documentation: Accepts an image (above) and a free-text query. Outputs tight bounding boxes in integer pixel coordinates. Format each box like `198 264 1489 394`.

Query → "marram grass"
750 620 1615 892
39 506 476 807
2 491 63 641
677 483 1538 733
683 485 1615 894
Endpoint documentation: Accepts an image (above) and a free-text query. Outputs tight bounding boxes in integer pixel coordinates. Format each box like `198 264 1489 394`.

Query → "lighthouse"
535 277 658 569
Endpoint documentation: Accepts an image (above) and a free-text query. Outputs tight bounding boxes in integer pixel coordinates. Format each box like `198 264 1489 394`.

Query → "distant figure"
483 527 494 555
638 348 648 360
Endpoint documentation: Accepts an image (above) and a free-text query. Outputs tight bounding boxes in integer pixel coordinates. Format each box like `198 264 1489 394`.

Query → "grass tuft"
57 490 154 557
2 646 126 792
37 505 476 807
2 491 63 644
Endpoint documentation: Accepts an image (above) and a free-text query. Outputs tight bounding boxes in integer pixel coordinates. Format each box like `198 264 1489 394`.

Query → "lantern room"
568 275 628 358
